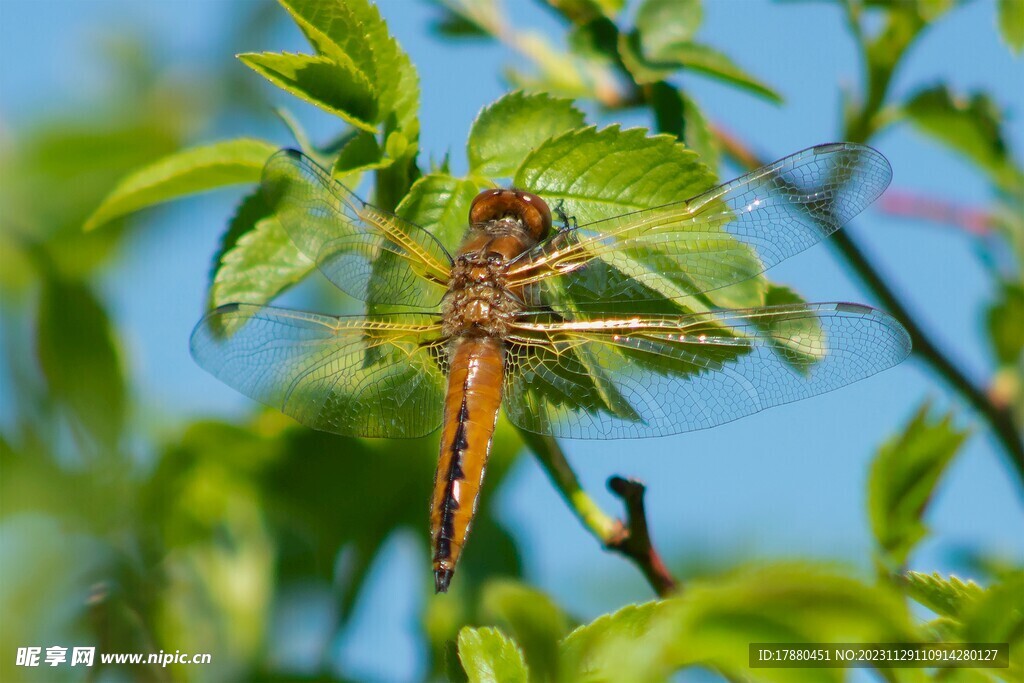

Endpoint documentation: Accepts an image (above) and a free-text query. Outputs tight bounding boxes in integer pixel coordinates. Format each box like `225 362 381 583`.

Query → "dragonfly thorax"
441 251 522 339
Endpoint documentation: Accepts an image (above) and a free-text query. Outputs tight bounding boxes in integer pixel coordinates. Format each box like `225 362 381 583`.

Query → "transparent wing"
262 149 453 309
190 304 448 438
509 143 892 312
503 303 910 439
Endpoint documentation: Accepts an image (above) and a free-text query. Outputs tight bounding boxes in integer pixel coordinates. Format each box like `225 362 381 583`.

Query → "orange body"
430 336 504 592
430 189 552 593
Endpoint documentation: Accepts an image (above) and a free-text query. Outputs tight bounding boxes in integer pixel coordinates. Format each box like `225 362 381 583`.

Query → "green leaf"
634 0 702 58
618 29 676 83
275 0 421 209
987 281 1024 365
903 85 1020 191
678 89 719 171
0 230 34 291
0 432 101 523
434 13 491 39
239 52 378 132
853 7 926 141
278 0 420 139
265 421 521 623
267 429 437 610
647 83 721 177
508 324 651 424
560 601 672 682
84 138 277 231
272 106 330 166
546 0 625 23
385 130 411 159
446 638 471 683
903 571 984 619
514 125 761 312
208 190 313 309
504 33 602 102
595 0 626 15
396 173 480 252
960 571 1023 681
912 0 954 22
618 30 782 105
755 285 824 370
10 119 181 245
174 420 285 473
138 424 276 664
515 124 714 221
278 0 374 74
566 17 620 65
468 92 586 178
37 275 125 447
430 0 499 39
332 130 393 180
652 41 781 103
649 81 685 137
559 564 917 682
209 188 271 282
457 627 530 683
663 564 915 682
999 0 1024 54
481 580 569 681
868 403 969 567
514 125 729 291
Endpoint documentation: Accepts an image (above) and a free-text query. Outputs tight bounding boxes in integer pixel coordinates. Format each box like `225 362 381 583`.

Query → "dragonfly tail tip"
434 568 453 594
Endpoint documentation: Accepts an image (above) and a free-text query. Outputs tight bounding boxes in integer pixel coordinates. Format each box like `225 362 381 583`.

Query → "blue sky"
2 1 1023 681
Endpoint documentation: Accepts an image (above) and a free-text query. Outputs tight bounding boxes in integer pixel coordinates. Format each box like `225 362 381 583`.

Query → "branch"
606 476 679 597
516 427 680 597
716 127 1024 491
878 191 994 236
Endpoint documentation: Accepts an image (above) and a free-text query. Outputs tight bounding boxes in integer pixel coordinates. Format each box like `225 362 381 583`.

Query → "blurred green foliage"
3 0 1023 681
868 404 969 571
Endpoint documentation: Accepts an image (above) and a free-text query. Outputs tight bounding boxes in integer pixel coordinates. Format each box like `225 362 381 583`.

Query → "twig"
713 125 762 173
878 191 994 236
516 427 680 597
716 129 1024 491
606 476 678 597
840 4 1023 487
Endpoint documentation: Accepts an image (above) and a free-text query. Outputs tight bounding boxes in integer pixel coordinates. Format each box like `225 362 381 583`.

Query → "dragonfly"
191 142 911 593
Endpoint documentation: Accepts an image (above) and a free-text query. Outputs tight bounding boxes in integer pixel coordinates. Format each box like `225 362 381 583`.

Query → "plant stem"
607 476 679 597
831 229 1024 485
876 191 993 236
516 427 680 597
517 428 618 541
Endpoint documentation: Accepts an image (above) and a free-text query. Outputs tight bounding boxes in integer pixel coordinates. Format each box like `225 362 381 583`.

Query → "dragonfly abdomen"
430 335 504 593
429 188 551 592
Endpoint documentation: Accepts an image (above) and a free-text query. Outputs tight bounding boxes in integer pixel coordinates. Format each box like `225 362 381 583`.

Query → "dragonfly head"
470 188 552 241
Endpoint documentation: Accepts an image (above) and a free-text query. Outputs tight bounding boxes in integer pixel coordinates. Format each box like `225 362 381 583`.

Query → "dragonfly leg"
553 199 577 232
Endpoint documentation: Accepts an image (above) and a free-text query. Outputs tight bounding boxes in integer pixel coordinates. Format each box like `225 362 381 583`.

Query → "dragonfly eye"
469 189 552 240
